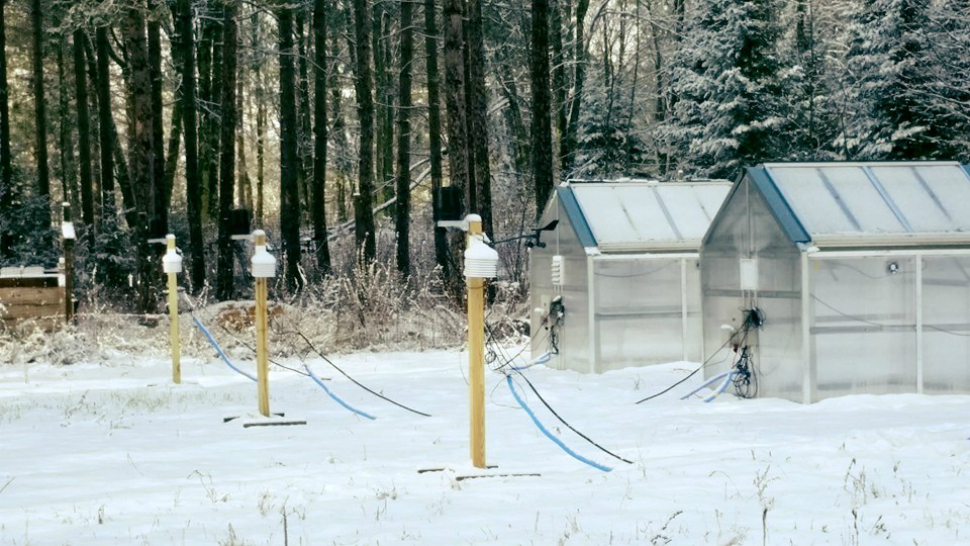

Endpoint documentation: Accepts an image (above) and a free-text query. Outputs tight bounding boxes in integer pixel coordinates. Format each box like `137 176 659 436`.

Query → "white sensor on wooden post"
163 234 182 384
251 230 274 417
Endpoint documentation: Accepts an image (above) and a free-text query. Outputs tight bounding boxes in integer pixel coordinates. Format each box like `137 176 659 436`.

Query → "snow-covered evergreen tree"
778 0 841 161
838 0 962 159
658 0 787 179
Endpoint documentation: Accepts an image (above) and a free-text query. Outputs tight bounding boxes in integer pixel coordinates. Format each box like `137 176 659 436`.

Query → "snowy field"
2 345 970 545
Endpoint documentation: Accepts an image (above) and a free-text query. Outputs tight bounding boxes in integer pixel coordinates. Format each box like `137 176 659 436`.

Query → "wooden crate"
0 274 67 329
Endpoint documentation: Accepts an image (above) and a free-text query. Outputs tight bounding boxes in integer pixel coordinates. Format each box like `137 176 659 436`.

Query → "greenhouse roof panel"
759 162 970 246
566 181 731 252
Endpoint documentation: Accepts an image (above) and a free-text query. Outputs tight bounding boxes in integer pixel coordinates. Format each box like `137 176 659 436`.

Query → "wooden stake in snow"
162 234 182 384
250 230 276 417
463 214 498 469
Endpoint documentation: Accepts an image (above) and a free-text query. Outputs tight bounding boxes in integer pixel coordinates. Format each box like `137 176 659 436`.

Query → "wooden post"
166 235 181 384
252 230 271 417
61 203 76 324
467 216 486 468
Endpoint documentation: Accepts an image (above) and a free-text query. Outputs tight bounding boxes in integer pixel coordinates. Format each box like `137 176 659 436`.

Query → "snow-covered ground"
2 345 969 545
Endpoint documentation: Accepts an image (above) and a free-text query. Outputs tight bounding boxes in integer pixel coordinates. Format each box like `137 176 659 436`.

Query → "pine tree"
839 0 949 159
660 0 786 178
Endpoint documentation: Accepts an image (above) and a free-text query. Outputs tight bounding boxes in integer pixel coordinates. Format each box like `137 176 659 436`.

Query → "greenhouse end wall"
529 199 591 373
701 177 806 402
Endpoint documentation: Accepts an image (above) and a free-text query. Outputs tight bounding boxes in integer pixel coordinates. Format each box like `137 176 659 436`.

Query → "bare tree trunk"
216 3 238 301
56 39 75 210
296 11 312 223
279 4 304 290
466 0 492 238
176 0 206 292
395 0 414 277
122 4 158 312
531 0 554 214
330 26 349 224
443 0 469 209
30 0 51 224
352 0 377 262
561 0 588 174
379 10 394 204
95 27 116 218
312 0 331 274
73 30 95 241
0 0 11 256
550 0 566 161
252 12 265 227
148 5 166 238
424 0 448 271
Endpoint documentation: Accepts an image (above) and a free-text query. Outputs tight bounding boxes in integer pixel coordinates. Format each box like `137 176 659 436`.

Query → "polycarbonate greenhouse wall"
530 181 730 373
701 162 970 403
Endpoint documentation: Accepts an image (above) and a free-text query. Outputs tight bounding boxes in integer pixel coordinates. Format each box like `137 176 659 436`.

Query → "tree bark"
176 0 206 292
148 5 166 238
30 0 51 222
56 39 75 210
0 0 8 257
297 11 314 224
465 0 492 237
122 4 157 312
395 0 414 277
252 12 265 227
379 10 394 204
352 0 377 262
424 0 447 271
95 27 117 218
216 4 238 301
443 0 470 209
279 5 304 290
73 30 96 241
531 0 554 214
551 0 566 156
561 0 588 174
312 0 331 274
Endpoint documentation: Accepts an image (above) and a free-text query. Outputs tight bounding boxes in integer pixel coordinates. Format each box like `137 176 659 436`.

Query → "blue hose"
306 365 377 421
509 351 553 372
192 316 258 382
506 375 612 472
680 372 729 400
704 372 735 403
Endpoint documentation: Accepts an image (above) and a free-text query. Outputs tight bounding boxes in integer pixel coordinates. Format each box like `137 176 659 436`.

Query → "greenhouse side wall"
592 256 689 371
808 256 918 398
922 255 970 393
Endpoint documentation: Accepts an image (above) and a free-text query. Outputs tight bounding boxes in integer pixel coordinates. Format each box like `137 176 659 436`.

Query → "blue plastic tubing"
192 316 258 382
305 365 377 421
505 375 612 472
680 371 729 401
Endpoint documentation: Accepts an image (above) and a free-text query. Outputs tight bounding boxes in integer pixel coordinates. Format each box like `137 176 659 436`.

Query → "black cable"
293 331 433 418
512 368 634 464
483 318 633 464
634 336 735 404
178 291 317 378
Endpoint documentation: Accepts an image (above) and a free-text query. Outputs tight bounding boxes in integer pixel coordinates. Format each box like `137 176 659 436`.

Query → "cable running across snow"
294 331 432 418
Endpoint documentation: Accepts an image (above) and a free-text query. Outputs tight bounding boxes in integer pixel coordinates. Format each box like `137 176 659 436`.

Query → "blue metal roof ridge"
963 164 970 179
747 166 811 244
556 186 598 248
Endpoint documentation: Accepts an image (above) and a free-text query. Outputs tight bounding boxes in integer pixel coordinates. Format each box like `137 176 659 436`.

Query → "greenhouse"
700 162 970 403
530 180 732 373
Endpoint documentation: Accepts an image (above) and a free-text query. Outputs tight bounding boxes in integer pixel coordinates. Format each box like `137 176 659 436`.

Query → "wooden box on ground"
0 269 67 330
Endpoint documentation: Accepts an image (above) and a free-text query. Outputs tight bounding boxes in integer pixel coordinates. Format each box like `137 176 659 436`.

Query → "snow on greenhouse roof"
751 162 970 247
559 180 732 252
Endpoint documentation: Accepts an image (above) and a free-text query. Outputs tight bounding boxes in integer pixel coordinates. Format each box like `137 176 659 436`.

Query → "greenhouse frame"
530 180 732 373
700 162 970 403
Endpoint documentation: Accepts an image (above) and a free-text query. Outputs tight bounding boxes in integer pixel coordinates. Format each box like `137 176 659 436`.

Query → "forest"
0 0 967 315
